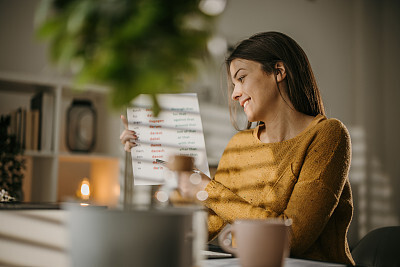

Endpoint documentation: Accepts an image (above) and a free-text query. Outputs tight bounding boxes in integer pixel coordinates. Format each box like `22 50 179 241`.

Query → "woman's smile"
242 98 250 111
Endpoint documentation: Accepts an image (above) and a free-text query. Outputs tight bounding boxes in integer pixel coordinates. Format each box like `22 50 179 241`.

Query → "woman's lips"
243 99 250 111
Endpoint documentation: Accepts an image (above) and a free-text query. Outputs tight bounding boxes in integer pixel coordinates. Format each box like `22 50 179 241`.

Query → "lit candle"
77 178 91 201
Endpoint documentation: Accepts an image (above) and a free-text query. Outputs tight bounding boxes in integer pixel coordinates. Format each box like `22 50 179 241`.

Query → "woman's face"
230 58 280 122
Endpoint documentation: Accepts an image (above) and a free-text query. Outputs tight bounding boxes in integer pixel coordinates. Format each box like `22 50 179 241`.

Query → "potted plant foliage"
35 0 219 113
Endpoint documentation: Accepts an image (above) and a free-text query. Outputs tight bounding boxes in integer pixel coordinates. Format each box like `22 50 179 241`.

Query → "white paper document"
127 94 210 185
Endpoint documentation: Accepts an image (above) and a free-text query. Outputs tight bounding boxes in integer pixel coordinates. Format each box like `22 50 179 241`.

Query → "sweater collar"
253 114 326 144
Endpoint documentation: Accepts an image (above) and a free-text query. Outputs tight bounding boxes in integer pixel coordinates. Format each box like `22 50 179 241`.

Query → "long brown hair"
226 31 325 130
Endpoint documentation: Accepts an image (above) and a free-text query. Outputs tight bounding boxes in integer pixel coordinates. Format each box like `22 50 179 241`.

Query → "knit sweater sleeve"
283 120 351 255
202 131 280 234
203 120 351 255
202 132 273 240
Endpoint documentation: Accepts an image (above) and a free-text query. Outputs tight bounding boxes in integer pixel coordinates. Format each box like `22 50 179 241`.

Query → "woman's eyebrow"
233 68 244 79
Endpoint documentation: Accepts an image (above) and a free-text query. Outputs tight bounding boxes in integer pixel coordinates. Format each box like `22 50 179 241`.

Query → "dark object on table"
207 244 234 259
351 226 400 267
0 202 61 210
208 244 228 254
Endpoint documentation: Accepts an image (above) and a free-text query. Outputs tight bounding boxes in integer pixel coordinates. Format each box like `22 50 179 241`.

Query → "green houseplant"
0 115 25 202
35 0 218 113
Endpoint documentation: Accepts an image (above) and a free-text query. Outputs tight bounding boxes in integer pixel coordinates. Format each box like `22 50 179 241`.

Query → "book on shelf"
30 91 54 152
25 110 33 150
31 109 39 151
9 109 17 137
6 108 25 150
22 109 39 151
1 91 53 152
19 108 26 149
15 108 22 146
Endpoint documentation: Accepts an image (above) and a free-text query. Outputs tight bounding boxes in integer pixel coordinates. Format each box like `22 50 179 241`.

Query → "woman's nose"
231 86 242 101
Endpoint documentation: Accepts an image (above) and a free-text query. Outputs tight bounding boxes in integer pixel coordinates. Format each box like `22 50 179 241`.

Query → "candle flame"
79 178 90 200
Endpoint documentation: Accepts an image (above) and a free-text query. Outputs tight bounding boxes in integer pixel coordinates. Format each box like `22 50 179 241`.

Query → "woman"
121 31 355 265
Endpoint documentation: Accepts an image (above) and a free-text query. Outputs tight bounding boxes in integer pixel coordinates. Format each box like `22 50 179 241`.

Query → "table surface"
0 208 349 267
202 257 347 267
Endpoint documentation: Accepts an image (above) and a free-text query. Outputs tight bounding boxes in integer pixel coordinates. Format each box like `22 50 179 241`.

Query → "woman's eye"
238 75 245 83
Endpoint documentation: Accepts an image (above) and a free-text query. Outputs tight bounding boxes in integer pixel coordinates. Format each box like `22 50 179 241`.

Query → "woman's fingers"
120 115 138 152
124 141 136 152
120 129 136 140
120 131 137 144
177 171 211 200
120 115 137 147
121 136 137 146
121 115 129 129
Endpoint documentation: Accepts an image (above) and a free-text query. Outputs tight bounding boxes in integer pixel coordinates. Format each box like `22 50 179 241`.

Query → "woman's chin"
245 113 255 122
244 111 258 123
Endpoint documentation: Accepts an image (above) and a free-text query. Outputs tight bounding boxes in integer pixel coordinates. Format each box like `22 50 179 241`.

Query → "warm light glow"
207 35 227 56
79 178 90 200
81 184 89 196
196 190 208 201
199 0 226 16
156 190 169 203
190 173 202 185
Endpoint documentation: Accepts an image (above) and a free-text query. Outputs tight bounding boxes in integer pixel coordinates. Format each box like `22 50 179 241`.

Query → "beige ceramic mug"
218 219 292 267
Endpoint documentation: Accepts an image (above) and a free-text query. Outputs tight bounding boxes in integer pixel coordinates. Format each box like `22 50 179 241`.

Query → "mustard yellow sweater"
203 114 355 265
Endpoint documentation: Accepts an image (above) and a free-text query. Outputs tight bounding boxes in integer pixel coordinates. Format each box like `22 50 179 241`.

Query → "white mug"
219 218 292 267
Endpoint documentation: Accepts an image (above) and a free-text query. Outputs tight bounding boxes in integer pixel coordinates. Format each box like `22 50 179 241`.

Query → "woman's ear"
275 62 286 82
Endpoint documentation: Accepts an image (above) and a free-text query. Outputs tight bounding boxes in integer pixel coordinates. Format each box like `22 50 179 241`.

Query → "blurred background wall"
0 0 399 247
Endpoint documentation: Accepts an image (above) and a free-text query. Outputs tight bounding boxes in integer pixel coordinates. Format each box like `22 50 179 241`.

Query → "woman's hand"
120 115 138 152
177 170 211 202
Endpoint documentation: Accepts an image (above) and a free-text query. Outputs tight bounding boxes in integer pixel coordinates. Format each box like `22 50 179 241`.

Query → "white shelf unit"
0 72 122 205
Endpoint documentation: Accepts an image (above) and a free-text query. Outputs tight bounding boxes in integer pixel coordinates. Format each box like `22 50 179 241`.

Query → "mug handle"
218 225 237 255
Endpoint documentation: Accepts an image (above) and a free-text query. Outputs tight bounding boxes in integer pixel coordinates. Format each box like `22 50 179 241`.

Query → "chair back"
351 226 400 267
